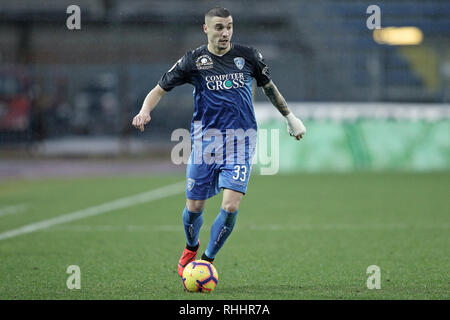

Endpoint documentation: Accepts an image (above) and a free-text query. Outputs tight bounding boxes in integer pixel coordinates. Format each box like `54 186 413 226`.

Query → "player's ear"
203 24 208 34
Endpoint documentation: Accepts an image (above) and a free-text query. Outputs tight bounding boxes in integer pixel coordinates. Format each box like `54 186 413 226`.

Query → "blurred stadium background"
0 0 449 177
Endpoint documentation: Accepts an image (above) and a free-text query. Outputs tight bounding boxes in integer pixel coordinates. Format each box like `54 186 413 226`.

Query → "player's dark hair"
205 7 231 19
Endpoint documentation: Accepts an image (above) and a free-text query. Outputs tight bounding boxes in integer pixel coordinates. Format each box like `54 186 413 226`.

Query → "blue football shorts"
186 161 252 200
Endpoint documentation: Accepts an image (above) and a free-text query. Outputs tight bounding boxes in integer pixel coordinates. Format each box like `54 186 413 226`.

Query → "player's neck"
207 43 231 56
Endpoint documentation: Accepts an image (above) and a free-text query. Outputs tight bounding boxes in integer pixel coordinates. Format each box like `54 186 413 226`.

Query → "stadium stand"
0 0 449 145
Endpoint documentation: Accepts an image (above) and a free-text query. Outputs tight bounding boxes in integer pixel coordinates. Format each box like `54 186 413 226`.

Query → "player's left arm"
262 80 306 140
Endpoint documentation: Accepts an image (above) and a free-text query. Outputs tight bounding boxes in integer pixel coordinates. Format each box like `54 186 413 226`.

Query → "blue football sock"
205 208 238 259
182 206 203 248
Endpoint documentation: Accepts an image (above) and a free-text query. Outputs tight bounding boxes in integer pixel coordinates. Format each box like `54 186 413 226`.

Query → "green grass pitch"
0 172 448 299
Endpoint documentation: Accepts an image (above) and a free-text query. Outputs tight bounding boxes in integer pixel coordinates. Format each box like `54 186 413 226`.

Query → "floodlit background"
0 0 449 174
0 0 449 300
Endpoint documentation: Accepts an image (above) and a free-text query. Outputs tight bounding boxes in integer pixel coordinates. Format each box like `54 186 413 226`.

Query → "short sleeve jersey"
158 43 271 138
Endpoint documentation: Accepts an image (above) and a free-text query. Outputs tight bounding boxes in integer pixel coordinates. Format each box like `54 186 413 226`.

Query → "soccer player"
132 7 306 277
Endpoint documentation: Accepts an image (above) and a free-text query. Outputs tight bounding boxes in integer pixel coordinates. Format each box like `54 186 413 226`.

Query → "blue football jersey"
158 43 271 163
158 44 270 162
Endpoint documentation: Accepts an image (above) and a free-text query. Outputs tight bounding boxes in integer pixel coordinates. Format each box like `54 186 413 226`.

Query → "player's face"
204 16 233 53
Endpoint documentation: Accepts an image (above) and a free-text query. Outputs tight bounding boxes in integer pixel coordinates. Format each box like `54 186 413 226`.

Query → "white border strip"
0 181 185 241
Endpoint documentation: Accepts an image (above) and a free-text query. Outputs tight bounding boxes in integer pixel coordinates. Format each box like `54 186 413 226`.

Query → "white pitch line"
43 223 450 233
0 181 185 241
0 204 28 217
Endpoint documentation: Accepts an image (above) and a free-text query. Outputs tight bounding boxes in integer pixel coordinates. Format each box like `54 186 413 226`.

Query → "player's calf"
204 208 238 260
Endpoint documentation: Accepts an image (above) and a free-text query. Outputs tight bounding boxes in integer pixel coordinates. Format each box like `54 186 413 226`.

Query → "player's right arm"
132 85 166 132
132 53 192 132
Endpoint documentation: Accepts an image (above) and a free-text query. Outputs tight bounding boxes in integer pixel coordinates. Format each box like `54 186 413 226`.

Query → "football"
182 260 218 293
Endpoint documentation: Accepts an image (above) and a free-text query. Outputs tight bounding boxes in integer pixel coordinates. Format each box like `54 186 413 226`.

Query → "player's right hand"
132 113 151 132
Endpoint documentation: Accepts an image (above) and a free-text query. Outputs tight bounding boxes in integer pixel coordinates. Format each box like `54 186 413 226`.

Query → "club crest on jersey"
187 178 195 191
196 55 214 70
234 57 245 70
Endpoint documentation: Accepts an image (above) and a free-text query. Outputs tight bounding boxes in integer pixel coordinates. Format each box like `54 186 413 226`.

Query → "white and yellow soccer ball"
182 260 218 293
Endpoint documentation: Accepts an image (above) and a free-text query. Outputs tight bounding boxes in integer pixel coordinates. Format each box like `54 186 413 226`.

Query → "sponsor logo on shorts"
230 179 246 186
187 178 195 191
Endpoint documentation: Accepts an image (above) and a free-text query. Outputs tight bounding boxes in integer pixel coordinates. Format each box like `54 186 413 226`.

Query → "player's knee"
221 201 239 213
186 199 205 213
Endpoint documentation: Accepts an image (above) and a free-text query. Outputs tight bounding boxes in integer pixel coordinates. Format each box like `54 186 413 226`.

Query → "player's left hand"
285 113 306 140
